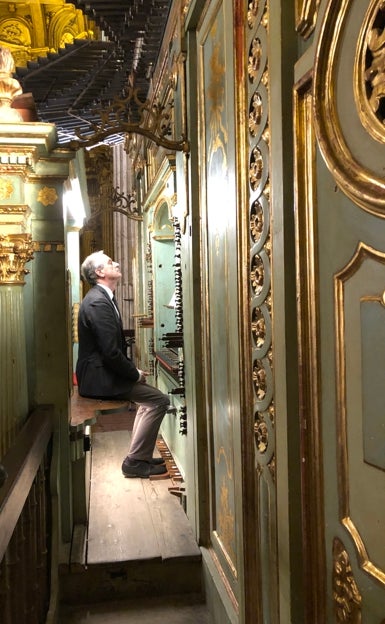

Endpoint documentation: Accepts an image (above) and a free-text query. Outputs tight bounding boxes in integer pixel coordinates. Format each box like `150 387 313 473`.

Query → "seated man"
76 250 169 478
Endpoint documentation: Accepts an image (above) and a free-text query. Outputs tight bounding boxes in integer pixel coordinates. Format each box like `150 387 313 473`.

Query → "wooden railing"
0 406 53 624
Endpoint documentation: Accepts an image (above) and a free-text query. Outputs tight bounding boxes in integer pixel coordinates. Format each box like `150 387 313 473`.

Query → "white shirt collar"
98 283 114 300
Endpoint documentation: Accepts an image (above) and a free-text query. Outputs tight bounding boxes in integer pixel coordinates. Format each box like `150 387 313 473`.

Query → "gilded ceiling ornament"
37 186 58 206
333 538 362 623
0 233 33 284
0 176 14 199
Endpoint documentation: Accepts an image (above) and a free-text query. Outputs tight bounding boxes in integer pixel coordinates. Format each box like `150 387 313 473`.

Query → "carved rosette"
0 233 34 284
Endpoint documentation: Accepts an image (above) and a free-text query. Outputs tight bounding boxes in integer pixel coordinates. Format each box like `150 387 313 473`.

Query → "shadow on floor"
60 594 212 623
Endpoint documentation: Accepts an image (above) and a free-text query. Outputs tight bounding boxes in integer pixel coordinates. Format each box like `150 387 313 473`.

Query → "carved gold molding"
333 537 362 623
313 0 385 217
355 0 385 144
0 233 33 284
335 241 385 586
294 71 326 620
295 0 320 39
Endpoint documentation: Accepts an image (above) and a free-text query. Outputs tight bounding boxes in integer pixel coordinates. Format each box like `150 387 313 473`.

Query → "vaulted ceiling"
13 0 172 146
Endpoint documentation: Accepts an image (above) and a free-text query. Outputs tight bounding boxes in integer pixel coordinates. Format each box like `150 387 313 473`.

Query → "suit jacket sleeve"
82 291 140 382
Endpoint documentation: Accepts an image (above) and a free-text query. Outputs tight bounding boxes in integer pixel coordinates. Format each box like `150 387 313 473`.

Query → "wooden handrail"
0 405 53 562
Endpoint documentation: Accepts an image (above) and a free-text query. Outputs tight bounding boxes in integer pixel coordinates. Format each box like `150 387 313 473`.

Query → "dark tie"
112 296 120 317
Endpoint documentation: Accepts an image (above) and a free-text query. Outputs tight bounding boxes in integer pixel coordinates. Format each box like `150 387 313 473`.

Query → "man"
76 250 169 478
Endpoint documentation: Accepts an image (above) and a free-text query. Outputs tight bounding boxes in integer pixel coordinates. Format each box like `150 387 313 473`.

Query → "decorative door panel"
295 0 385 620
197 0 241 605
335 245 385 587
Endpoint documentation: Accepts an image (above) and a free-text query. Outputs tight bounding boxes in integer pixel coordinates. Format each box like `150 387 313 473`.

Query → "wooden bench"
70 388 135 459
70 387 134 427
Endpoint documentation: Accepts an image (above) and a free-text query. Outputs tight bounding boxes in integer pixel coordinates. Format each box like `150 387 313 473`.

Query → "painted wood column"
0 231 34 455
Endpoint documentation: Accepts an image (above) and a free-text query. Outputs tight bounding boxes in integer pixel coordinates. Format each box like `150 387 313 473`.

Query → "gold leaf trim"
313 0 385 217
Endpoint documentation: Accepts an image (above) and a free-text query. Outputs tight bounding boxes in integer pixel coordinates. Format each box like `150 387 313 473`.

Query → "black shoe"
122 458 167 478
150 457 165 465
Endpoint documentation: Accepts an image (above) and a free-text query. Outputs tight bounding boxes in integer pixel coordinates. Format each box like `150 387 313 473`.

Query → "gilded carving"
0 3 96 68
0 177 14 199
248 1 278 609
254 413 268 453
251 306 266 349
250 198 264 243
248 36 263 82
356 0 385 144
0 18 31 50
72 303 79 344
0 233 33 284
0 45 22 121
37 186 58 207
295 0 320 39
248 1 267 30
314 1 385 216
335 242 385 586
249 91 263 136
251 252 264 295
218 476 235 564
252 360 266 401
333 538 362 623
249 146 263 189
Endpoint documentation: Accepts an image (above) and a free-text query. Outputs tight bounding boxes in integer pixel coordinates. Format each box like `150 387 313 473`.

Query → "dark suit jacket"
76 284 139 398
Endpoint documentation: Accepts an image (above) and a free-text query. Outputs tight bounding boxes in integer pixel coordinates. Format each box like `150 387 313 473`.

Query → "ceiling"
14 0 173 146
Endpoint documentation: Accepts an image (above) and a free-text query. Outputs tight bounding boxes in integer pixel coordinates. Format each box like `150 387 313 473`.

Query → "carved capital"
0 233 34 284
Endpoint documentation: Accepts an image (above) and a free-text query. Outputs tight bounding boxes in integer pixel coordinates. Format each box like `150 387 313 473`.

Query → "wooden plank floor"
87 430 200 566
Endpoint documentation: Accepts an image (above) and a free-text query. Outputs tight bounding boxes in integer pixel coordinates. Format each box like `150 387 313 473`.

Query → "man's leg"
121 383 170 477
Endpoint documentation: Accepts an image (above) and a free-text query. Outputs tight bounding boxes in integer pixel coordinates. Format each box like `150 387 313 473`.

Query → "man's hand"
137 369 150 383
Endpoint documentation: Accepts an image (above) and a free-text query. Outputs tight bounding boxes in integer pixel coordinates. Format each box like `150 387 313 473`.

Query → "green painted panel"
361 299 385 471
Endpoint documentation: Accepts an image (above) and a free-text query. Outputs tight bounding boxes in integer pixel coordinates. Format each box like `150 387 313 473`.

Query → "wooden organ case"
151 199 186 437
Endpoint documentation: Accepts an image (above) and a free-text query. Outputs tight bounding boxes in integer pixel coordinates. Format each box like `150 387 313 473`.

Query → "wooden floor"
87 429 199 565
61 398 202 608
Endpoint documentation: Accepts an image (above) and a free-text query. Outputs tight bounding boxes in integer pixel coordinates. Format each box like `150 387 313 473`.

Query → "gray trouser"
125 382 170 461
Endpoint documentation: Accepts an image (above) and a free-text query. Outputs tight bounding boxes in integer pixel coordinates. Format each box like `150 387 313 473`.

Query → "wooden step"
59 431 202 605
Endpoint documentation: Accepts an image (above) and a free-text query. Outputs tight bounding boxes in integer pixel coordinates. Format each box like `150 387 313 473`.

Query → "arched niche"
151 197 176 353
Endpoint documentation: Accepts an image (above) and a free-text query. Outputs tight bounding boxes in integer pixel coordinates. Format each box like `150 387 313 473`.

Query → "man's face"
97 254 122 284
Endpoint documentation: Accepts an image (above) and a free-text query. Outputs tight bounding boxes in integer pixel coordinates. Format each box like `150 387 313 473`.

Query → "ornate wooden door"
295 1 385 620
